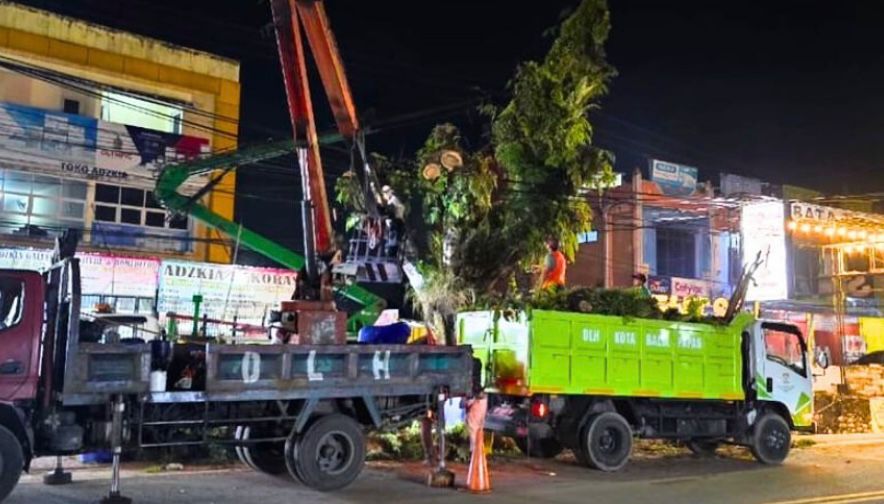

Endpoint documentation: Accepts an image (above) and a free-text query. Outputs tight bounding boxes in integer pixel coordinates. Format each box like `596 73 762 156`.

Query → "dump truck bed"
458 310 750 401
62 342 474 405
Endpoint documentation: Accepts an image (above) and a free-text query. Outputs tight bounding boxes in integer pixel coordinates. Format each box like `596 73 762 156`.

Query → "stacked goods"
843 365 884 397
814 392 872 434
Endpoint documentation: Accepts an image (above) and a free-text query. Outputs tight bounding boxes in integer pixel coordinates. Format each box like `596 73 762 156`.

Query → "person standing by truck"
539 237 567 289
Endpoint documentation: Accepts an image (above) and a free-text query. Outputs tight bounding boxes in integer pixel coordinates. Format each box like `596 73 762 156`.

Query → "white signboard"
157 260 298 326
0 248 159 298
741 201 788 301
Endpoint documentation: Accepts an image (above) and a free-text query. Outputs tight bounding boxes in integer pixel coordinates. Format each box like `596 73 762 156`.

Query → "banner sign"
741 201 788 301
648 275 671 295
0 101 97 177
0 248 158 298
650 159 698 196
157 260 298 326
91 221 191 254
96 122 210 189
671 277 711 299
0 101 210 189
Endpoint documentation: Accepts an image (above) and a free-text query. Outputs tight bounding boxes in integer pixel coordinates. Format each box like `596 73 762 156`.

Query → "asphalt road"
10 438 884 504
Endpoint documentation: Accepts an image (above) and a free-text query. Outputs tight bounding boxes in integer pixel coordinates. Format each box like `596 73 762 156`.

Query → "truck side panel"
460 310 747 401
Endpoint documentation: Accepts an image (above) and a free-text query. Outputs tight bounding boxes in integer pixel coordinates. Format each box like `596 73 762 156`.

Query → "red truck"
0 234 474 502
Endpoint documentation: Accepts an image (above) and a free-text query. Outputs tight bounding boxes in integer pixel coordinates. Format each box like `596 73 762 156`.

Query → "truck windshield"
763 327 805 376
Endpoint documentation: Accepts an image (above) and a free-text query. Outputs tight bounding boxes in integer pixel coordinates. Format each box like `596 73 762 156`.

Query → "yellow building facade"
0 2 240 263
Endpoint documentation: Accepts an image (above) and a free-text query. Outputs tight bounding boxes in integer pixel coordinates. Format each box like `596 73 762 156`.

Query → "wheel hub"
316 431 352 475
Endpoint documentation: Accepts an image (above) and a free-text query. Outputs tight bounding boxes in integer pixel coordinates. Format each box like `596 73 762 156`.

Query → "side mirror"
814 347 830 370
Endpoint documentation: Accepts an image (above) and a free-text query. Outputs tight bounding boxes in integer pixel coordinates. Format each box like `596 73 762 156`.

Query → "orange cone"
466 428 491 492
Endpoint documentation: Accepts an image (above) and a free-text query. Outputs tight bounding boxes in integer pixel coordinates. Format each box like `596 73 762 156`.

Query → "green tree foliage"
336 0 617 329
419 0 616 295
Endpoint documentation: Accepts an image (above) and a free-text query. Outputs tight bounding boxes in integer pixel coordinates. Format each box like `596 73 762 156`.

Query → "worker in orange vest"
540 237 567 289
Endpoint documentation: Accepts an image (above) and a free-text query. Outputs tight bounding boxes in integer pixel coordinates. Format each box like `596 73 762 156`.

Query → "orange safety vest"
542 250 567 288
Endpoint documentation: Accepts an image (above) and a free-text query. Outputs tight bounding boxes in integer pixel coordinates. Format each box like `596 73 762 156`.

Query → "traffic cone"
466 429 491 493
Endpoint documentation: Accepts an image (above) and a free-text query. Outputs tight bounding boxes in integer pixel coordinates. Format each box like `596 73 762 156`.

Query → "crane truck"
0 1 478 502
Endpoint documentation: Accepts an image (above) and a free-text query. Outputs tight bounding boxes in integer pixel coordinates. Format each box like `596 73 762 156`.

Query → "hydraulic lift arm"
155 0 389 333
154 139 384 331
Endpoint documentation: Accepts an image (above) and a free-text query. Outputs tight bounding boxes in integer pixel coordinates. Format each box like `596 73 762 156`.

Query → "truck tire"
515 435 564 459
235 426 287 476
579 412 633 472
686 439 719 457
0 425 23 501
750 413 791 465
285 414 365 491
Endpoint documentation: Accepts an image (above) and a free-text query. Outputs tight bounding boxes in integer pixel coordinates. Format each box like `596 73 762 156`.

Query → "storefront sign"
158 260 298 326
671 277 710 299
0 248 158 298
741 201 788 301
789 202 845 223
650 159 698 196
648 276 671 295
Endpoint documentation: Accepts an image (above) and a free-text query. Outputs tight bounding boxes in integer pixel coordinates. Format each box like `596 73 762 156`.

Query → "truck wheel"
579 412 633 472
750 413 791 465
285 414 365 491
0 425 23 501
515 436 563 459
235 426 287 476
686 440 719 457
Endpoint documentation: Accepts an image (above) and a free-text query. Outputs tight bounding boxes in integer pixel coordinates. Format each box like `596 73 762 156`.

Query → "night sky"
16 0 884 254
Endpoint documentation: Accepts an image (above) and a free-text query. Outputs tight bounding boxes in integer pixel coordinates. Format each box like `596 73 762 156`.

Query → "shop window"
93 183 189 232
656 227 696 278
0 170 86 233
63 99 80 115
843 248 870 273
100 91 183 134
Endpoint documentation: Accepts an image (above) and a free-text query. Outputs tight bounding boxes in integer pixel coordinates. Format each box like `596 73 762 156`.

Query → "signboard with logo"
741 201 788 301
0 101 210 189
650 159 698 196
158 260 298 326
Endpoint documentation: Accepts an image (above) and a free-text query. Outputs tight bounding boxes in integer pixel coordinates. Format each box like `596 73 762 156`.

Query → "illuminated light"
813 224 823 233
859 230 868 240
845 245 855 254
848 230 857 240
800 223 811 233
837 227 847 237
877 242 884 250
825 227 836 237
530 401 548 419
787 220 798 231
857 245 867 253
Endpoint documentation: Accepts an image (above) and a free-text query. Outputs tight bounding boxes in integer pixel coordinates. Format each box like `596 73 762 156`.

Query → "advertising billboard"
741 201 788 301
0 101 210 189
650 159 698 196
157 260 298 327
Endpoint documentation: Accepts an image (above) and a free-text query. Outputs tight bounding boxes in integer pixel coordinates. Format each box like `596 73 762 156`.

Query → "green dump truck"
458 310 817 471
